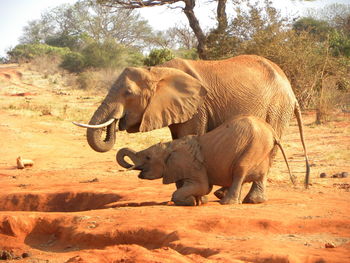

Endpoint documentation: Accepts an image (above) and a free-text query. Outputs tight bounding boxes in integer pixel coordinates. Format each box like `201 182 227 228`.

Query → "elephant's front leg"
171 182 206 206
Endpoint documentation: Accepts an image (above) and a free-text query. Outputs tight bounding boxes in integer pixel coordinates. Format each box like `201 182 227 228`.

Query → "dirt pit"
0 65 349 262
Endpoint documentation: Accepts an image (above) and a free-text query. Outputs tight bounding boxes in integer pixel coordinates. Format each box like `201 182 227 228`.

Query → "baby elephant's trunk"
116 148 140 169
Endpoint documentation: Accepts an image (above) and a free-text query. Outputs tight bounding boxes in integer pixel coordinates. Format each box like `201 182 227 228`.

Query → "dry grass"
76 68 121 91
316 77 349 124
24 55 63 77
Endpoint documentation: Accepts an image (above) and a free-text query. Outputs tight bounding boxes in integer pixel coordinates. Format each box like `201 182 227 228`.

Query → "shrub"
143 49 175 66
174 48 199 60
82 40 126 69
28 55 62 76
7 43 70 63
60 52 86 73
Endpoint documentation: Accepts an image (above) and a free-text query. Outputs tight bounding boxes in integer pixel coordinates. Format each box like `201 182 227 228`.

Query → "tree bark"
183 0 207 59
217 0 227 33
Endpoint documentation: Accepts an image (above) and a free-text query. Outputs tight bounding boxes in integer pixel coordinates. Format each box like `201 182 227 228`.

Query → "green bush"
174 48 199 60
60 52 86 73
329 30 350 57
45 34 82 51
82 40 127 69
7 43 70 62
143 49 175 66
125 49 145 67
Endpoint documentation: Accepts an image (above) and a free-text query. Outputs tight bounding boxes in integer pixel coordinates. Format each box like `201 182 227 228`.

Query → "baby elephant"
117 116 294 206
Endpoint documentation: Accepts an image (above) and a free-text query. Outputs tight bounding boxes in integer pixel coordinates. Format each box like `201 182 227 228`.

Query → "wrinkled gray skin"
117 116 295 206
75 55 310 193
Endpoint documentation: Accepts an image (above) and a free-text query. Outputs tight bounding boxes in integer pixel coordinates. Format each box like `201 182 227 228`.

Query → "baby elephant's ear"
163 152 182 184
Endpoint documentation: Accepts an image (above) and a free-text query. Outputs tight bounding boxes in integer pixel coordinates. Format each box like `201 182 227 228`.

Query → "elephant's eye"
124 89 133 96
146 156 151 160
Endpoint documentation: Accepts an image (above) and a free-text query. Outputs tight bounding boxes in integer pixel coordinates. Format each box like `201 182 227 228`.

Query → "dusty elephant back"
198 116 275 186
162 55 296 138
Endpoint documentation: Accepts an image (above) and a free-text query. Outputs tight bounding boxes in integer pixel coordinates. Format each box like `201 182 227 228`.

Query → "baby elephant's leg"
242 181 267 204
243 160 269 204
172 182 208 206
171 185 197 206
214 187 228 200
220 167 246 205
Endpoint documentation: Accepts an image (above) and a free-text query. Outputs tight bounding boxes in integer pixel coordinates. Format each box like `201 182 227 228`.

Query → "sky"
0 0 349 57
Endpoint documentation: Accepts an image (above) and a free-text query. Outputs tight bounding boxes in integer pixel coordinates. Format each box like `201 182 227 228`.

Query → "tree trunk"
183 0 208 59
217 0 228 33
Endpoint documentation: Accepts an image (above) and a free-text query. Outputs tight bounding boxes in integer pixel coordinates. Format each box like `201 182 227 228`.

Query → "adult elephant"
73 55 310 188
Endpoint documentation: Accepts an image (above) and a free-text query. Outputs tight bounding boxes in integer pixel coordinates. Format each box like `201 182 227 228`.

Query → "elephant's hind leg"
219 167 246 205
242 181 267 204
214 187 228 200
243 158 270 204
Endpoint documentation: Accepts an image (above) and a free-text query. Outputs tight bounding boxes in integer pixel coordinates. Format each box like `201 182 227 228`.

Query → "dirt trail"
0 65 349 263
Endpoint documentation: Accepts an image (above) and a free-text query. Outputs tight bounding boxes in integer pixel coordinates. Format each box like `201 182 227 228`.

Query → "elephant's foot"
196 195 208 205
172 195 196 206
214 187 228 200
219 197 240 205
242 181 267 204
242 194 266 204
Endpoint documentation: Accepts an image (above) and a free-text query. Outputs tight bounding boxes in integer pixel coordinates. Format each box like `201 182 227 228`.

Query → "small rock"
22 252 31 258
79 178 99 183
320 172 327 178
325 242 336 248
18 184 30 188
332 173 341 178
341 172 348 178
16 156 34 169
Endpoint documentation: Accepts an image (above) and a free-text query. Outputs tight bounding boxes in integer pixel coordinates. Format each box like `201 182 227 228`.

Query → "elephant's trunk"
85 102 123 153
116 148 141 169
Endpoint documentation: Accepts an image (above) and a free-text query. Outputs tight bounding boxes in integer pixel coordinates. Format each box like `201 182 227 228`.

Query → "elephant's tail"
274 139 296 185
294 101 310 188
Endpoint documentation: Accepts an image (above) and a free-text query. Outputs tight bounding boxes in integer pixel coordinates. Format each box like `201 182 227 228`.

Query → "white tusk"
72 118 115 129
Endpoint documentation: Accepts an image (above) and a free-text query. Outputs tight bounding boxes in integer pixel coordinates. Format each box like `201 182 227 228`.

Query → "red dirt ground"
0 65 349 263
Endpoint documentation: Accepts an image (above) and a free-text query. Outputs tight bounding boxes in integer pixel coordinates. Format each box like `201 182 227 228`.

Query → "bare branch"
97 0 182 9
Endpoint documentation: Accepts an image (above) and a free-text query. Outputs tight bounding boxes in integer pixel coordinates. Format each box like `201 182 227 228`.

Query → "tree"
167 24 198 50
305 3 350 58
19 0 153 50
293 17 331 41
147 24 197 50
97 0 229 59
20 20 54 44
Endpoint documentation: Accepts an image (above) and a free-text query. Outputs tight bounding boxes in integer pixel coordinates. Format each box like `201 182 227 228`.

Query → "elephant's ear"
139 67 207 132
163 151 183 184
